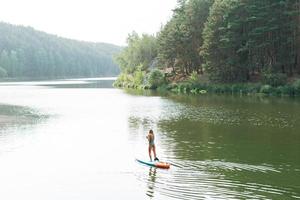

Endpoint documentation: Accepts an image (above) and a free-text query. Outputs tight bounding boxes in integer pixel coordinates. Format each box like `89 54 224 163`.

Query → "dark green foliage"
188 71 199 83
276 85 294 96
263 73 288 87
113 70 147 90
166 81 300 96
0 22 121 78
114 33 158 88
114 32 157 74
170 82 262 95
116 0 300 97
147 69 165 89
201 0 300 82
201 0 244 82
260 85 274 95
293 79 300 95
157 0 213 75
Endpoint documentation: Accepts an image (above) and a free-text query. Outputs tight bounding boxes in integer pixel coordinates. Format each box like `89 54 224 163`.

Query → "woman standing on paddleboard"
146 129 159 162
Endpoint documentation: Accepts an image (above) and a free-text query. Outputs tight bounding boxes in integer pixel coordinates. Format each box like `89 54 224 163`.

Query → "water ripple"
157 99 298 128
135 159 298 199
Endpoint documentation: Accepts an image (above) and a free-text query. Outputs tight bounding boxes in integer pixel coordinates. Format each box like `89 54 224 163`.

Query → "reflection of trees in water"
158 113 300 164
127 116 158 143
0 104 49 155
128 116 155 131
47 80 115 88
125 90 300 199
155 92 300 162
0 104 45 130
146 167 157 198
158 118 216 160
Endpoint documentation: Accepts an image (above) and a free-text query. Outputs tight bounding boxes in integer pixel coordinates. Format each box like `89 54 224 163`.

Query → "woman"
146 129 159 162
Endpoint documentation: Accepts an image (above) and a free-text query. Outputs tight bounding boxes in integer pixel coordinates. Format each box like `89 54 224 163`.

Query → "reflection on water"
146 167 157 198
0 104 48 131
0 77 116 88
0 79 299 200
126 89 300 199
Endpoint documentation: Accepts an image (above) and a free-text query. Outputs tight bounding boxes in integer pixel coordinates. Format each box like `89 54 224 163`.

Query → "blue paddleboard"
136 158 170 169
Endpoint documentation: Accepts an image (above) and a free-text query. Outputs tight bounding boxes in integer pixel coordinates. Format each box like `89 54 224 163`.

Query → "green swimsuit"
149 135 155 146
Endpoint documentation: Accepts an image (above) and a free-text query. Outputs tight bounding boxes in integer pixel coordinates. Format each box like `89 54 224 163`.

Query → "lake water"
0 78 299 199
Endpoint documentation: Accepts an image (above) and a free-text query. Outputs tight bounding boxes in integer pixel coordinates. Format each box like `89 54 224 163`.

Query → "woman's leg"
148 146 152 161
152 145 157 159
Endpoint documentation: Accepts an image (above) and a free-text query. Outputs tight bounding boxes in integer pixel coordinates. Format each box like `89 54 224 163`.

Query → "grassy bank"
165 81 300 97
114 70 300 97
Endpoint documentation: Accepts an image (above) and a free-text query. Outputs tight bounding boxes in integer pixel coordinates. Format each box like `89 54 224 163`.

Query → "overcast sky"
0 0 177 45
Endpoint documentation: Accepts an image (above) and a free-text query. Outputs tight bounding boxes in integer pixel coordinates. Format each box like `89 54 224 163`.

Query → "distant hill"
0 22 121 79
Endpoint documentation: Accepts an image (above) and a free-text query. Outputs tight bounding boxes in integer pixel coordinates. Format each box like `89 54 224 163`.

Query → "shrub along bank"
114 70 300 97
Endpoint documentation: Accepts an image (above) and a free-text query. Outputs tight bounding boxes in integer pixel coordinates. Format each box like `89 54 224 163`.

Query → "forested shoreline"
0 22 121 79
114 0 300 96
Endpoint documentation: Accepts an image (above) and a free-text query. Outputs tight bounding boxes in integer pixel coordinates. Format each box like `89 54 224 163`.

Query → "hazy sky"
0 0 177 45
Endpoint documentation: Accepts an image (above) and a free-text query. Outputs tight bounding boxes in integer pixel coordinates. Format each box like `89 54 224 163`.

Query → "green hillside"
0 22 121 79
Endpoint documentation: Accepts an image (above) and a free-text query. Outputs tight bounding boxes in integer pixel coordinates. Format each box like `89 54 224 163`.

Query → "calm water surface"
0 78 299 199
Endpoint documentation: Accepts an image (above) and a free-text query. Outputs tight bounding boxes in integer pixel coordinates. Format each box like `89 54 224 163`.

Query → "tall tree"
201 0 243 82
158 0 213 75
115 32 157 74
201 0 300 82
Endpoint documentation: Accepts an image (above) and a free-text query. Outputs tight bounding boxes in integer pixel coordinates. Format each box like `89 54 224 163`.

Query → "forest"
114 0 300 95
0 22 121 79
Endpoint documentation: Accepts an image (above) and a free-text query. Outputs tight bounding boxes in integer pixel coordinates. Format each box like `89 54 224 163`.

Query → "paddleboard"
136 158 171 169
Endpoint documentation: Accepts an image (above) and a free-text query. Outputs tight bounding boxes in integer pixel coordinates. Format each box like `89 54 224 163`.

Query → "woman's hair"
149 129 153 134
